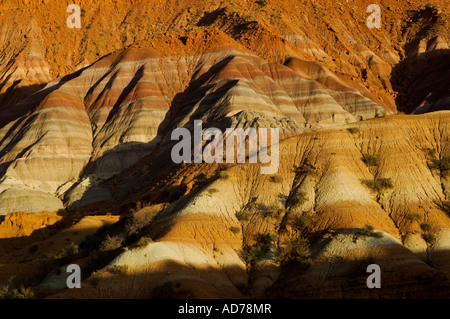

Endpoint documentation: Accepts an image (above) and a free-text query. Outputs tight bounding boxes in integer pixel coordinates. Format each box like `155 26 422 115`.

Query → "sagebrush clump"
241 232 277 265
422 232 436 245
99 235 123 251
0 285 34 299
53 242 79 262
270 175 283 183
428 156 450 177
362 154 380 167
106 265 128 275
287 191 308 208
135 236 153 249
292 213 315 234
229 226 241 234
354 224 383 240
217 171 230 179
260 205 284 219
276 235 311 266
236 210 251 221
406 213 421 222
362 177 394 193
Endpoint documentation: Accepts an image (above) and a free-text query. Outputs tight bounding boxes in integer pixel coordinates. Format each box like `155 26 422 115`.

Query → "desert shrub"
207 188 219 195
217 170 230 180
80 225 110 251
236 210 252 221
193 173 209 187
135 236 153 249
10 287 31 299
119 212 135 230
260 205 284 219
358 224 375 237
241 232 277 265
242 244 270 265
276 235 311 266
270 175 283 183
99 235 123 251
53 242 79 262
295 163 316 175
422 232 436 245
125 211 155 236
362 177 394 193
255 0 267 7
406 213 422 222
230 226 241 234
420 223 432 232
255 232 278 244
292 213 315 233
90 270 103 287
0 285 34 299
428 156 450 177
441 201 450 217
362 154 380 167
0 286 9 299
287 191 308 208
106 265 128 275
355 224 384 240
347 127 360 134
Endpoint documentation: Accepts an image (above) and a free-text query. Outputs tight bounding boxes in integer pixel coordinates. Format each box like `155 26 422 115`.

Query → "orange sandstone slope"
0 0 448 112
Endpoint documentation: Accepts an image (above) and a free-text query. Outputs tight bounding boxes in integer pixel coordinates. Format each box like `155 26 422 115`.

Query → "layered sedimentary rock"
45 111 450 299
0 1 447 216
0 36 388 214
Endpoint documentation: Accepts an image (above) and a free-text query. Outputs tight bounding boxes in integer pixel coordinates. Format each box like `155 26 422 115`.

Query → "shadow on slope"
42 247 450 299
391 48 450 114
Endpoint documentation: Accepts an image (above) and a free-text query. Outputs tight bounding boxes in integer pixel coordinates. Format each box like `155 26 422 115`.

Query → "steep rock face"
392 4 450 113
0 211 62 240
0 0 448 114
0 16 52 111
393 36 450 113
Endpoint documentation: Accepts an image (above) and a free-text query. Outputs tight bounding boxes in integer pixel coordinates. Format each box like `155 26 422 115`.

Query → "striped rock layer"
0 43 385 214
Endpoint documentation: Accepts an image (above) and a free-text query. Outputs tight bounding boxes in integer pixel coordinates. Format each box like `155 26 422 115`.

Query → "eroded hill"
0 0 449 299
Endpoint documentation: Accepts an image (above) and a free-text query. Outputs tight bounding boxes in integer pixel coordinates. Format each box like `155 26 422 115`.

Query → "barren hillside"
0 0 449 299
